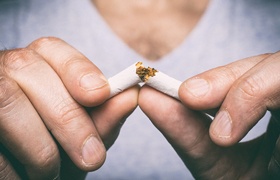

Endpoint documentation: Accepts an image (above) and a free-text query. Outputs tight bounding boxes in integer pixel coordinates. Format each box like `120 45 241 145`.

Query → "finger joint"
238 75 263 99
1 48 41 73
52 97 84 126
29 143 60 173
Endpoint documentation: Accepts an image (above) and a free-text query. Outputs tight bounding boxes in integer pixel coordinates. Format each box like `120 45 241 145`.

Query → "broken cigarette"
108 62 182 99
108 62 142 98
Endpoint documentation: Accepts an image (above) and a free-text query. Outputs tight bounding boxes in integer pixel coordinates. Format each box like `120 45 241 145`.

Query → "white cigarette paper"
108 62 142 98
108 61 182 100
145 71 182 100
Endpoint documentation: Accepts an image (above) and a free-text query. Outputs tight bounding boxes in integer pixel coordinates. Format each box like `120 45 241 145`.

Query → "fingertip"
209 110 245 147
64 131 107 172
182 78 210 98
74 72 111 107
139 85 155 114
209 110 235 147
79 73 108 92
179 77 213 110
81 135 106 170
117 85 140 110
209 131 238 147
138 85 154 108
102 85 139 116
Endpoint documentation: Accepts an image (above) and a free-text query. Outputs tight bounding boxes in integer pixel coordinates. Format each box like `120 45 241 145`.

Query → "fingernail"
82 135 105 166
80 73 107 91
212 111 232 138
184 78 209 97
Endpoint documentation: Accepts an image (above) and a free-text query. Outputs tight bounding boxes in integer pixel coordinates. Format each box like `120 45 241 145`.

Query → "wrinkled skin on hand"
139 51 280 179
0 37 138 179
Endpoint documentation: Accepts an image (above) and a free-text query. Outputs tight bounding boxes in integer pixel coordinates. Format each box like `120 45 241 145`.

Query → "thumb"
179 54 269 110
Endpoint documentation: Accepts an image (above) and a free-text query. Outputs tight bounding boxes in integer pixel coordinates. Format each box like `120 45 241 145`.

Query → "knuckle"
0 76 12 101
0 76 20 109
260 53 272 58
238 75 263 99
52 97 83 125
218 65 239 81
32 143 60 170
29 37 62 50
1 48 39 72
60 56 84 72
58 55 87 77
29 37 86 74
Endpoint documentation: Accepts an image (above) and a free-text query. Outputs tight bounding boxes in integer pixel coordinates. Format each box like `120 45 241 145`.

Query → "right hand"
0 37 138 179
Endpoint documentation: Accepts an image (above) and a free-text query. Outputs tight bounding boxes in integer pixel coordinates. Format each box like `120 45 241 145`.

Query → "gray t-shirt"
1 0 280 179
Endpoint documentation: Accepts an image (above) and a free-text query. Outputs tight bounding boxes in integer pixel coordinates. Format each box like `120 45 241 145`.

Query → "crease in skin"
79 72 108 91
182 127 211 158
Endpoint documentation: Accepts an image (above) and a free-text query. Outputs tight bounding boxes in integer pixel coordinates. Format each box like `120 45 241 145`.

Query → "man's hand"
139 51 280 179
179 52 280 146
0 37 138 179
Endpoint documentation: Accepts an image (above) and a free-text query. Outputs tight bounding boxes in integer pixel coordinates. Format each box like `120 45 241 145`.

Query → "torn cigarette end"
134 62 181 99
135 62 158 82
108 62 142 98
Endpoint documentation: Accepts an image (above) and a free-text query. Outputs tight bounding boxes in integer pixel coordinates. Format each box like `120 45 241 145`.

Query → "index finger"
28 37 110 107
6 40 107 171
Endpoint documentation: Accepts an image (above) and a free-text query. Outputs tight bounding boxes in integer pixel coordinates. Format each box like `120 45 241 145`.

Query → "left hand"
139 51 280 179
0 37 139 180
